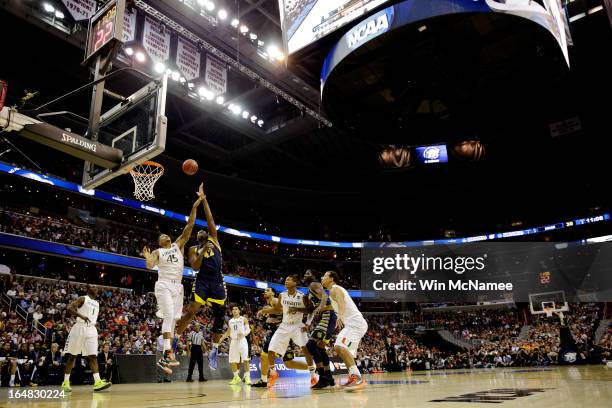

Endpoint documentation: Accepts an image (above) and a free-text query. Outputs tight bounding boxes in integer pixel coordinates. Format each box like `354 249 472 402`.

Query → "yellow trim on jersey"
208 237 221 252
194 293 226 306
207 297 226 306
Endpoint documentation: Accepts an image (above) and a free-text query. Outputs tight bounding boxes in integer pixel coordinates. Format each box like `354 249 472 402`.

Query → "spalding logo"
61 133 97 152
423 146 440 160
347 14 389 49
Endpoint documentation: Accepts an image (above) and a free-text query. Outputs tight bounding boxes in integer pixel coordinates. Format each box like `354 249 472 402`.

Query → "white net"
129 161 164 201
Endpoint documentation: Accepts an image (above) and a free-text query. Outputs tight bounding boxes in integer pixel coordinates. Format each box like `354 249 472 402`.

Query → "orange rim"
129 161 164 177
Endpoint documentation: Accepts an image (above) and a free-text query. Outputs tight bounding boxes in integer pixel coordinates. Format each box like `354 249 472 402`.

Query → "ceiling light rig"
136 0 332 127
120 43 265 128
176 0 284 66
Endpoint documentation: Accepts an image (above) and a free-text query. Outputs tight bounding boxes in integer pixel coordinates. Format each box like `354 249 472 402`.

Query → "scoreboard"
83 0 126 65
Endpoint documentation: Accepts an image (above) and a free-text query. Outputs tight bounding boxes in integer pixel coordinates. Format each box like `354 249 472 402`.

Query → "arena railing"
1 161 610 249
1 292 12 308
14 273 133 294
31 318 47 340
14 303 29 323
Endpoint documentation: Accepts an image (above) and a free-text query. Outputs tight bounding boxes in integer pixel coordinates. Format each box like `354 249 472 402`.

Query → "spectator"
97 343 116 382
40 343 63 385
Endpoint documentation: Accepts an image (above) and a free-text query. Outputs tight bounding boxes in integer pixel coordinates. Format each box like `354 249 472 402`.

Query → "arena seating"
1 273 611 387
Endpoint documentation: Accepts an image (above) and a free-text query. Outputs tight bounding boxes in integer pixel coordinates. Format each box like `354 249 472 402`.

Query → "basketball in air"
182 159 199 175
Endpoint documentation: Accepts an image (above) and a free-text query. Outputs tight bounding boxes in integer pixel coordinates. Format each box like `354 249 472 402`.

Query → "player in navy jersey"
176 182 227 370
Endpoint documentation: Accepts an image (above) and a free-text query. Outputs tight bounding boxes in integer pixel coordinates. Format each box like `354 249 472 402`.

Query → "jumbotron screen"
279 0 390 54
415 144 448 164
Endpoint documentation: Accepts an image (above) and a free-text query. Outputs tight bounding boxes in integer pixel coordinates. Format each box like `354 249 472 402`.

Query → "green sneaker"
244 376 251 386
93 379 112 392
229 375 241 385
61 380 72 392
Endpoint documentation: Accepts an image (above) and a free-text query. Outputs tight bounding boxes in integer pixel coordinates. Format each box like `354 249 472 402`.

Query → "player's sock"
93 373 101 382
209 344 219 370
309 364 317 375
163 338 171 351
261 373 268 382
10 375 15 385
64 374 70 382
233 370 240 377
348 365 361 377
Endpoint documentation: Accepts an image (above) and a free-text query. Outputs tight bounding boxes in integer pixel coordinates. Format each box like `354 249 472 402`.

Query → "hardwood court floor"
1 366 611 408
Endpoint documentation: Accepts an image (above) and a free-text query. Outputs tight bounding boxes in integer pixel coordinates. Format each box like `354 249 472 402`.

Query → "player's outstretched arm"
176 184 205 248
259 298 282 316
143 246 159 269
289 294 312 314
188 246 202 270
218 327 231 344
310 282 332 315
199 183 218 242
67 296 89 323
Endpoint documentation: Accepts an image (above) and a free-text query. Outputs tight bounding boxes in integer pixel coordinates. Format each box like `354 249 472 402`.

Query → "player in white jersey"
143 183 204 371
61 286 111 392
322 270 368 390
219 306 251 385
259 275 316 387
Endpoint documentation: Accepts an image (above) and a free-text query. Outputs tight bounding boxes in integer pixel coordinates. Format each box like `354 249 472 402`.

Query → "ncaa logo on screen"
423 146 440 160
346 9 394 49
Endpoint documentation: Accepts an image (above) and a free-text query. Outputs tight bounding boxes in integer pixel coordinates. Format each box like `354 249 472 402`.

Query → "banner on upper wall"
122 9 137 43
143 16 171 62
61 0 96 21
177 37 201 80
205 55 227 94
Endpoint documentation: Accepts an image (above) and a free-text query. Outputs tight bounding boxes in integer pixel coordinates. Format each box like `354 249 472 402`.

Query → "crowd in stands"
357 305 610 373
600 328 612 362
437 309 522 342
2 272 611 387
0 208 361 289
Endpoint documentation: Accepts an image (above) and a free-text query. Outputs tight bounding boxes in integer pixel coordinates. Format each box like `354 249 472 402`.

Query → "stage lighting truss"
135 0 331 127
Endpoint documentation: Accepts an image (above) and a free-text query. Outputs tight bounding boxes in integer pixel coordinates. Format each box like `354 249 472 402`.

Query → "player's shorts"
229 338 249 363
268 323 308 357
191 277 226 306
262 326 294 360
155 279 184 320
334 317 368 357
311 311 337 344
262 323 279 354
65 323 98 356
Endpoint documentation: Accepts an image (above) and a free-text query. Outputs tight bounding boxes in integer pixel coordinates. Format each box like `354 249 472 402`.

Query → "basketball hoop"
129 161 164 201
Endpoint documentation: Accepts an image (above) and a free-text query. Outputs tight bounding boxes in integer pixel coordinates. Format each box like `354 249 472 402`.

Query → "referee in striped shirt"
186 324 207 382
